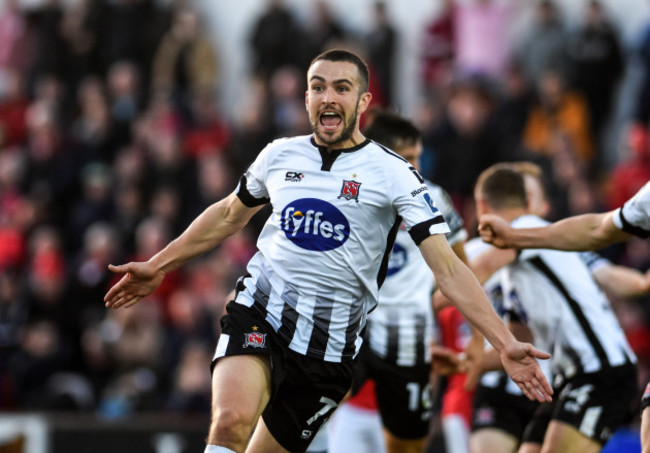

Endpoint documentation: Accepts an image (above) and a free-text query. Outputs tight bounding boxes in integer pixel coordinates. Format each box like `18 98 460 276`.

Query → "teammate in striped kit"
472 167 637 453
104 49 552 453
480 179 650 453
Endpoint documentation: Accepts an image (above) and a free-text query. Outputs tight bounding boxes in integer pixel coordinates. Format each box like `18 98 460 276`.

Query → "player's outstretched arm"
479 211 630 251
593 264 650 298
104 193 263 309
418 234 553 402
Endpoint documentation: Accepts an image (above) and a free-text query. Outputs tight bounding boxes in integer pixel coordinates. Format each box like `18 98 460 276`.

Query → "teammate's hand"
431 345 463 376
478 214 514 249
463 330 485 391
500 341 553 403
104 262 165 309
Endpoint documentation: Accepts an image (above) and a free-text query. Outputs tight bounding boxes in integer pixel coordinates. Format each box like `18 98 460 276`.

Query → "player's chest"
265 160 389 210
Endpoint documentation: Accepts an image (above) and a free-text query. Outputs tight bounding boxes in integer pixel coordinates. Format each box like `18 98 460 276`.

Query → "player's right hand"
478 214 513 249
104 262 165 309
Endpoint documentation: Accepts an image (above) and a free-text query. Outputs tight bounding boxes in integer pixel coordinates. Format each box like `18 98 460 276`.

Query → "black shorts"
213 301 356 453
642 381 650 412
521 399 553 445
471 384 539 440
551 364 638 445
354 344 433 439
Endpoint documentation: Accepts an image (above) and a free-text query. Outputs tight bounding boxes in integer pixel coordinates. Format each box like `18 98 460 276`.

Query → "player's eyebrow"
309 75 354 86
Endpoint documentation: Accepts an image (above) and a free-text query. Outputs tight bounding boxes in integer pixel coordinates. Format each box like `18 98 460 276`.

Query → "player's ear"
357 91 372 115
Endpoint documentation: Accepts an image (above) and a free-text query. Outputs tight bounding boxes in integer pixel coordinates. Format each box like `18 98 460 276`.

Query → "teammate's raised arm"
479 211 630 251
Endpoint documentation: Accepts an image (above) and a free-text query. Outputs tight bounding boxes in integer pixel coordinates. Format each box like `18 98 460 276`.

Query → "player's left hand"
431 345 464 376
500 341 553 403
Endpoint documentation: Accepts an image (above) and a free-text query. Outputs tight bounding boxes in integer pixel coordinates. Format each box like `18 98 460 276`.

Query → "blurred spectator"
454 0 518 79
152 6 218 123
9 320 73 409
0 150 33 271
514 0 570 85
149 184 183 236
70 77 119 166
567 0 624 169
92 0 155 76
268 65 310 137
249 0 304 81
226 76 275 175
420 0 456 93
21 100 76 227
163 290 216 373
127 216 180 321
166 340 212 414
107 61 143 148
59 0 100 97
183 91 230 157
98 301 165 416
426 75 503 223
191 153 234 219
493 59 535 160
365 1 397 107
0 268 28 351
0 0 26 74
28 0 65 89
607 122 650 210
0 69 29 149
67 163 115 254
305 1 346 57
69 222 121 323
522 68 595 167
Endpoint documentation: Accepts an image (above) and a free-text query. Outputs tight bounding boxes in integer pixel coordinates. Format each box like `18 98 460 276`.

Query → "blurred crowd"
0 0 649 429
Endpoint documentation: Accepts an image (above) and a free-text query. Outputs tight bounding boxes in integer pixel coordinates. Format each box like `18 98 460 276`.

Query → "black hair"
309 49 370 93
363 110 421 151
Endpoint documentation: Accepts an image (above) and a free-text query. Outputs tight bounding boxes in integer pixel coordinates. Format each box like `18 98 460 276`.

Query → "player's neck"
490 207 527 223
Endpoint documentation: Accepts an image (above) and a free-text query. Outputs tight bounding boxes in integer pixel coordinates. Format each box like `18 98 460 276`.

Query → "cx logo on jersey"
338 180 361 202
285 171 304 182
281 198 350 251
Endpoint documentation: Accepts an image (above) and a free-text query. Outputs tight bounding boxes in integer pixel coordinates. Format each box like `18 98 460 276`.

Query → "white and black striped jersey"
612 181 650 237
503 215 636 381
465 238 528 395
367 182 467 367
233 135 450 363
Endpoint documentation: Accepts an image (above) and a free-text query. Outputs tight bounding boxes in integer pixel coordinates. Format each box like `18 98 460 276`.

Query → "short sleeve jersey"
504 215 636 379
367 181 467 367
235 135 450 362
612 181 650 237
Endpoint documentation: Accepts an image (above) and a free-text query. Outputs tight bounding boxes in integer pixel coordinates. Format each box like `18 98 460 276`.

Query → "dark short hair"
476 166 527 210
309 49 370 93
363 110 421 151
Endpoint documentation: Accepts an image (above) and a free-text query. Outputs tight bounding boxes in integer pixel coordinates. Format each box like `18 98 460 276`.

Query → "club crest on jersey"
243 326 266 348
285 171 304 182
338 180 361 202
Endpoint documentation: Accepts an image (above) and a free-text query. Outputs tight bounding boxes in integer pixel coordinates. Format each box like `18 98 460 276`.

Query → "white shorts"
327 403 385 453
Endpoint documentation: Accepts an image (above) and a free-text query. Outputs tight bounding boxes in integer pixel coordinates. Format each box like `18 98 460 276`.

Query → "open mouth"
320 111 343 131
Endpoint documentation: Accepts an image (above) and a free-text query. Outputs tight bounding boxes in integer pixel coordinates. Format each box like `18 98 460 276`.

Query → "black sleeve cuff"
236 174 270 207
619 208 650 238
408 216 447 246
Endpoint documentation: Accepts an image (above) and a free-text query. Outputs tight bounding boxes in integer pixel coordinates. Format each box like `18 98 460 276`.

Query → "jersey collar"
310 135 370 171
